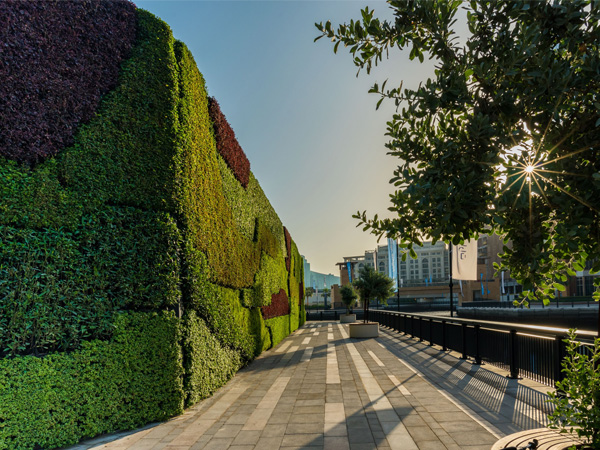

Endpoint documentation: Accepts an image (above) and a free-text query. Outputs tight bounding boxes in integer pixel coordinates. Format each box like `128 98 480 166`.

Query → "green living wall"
0 4 305 449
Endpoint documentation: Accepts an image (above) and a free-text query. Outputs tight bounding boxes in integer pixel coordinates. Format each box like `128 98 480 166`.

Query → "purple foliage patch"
0 0 137 165
208 97 251 188
261 289 290 320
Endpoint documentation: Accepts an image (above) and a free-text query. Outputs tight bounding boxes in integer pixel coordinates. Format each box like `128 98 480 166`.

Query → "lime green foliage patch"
265 315 292 348
288 239 304 331
0 312 184 450
219 157 285 255
174 41 258 289
252 253 289 308
182 311 242 407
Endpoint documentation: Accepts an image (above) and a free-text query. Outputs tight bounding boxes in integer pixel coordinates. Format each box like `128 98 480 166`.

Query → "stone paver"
65 321 556 450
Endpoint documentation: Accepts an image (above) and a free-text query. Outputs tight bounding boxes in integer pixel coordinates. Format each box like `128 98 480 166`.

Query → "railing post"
461 323 468 359
509 329 520 379
419 316 423 341
442 320 447 351
554 334 565 385
429 318 434 346
410 316 415 338
320 311 323 321
474 324 481 365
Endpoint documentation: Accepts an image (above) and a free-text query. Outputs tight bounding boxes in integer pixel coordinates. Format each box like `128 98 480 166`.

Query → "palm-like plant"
353 266 394 323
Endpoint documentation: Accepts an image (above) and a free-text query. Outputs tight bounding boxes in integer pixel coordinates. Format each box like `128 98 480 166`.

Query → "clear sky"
135 0 437 275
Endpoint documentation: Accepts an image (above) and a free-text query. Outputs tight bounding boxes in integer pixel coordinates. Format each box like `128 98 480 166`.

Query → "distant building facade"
336 234 598 307
302 256 339 290
302 256 340 308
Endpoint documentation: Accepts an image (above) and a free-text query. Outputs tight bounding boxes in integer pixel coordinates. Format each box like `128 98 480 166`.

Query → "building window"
422 258 429 278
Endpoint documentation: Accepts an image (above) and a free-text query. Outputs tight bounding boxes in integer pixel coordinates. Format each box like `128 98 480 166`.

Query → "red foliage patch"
283 227 292 272
261 289 290 320
0 0 137 165
207 97 250 188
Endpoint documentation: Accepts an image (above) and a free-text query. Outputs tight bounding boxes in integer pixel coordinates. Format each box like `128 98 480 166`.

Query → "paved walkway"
65 321 555 450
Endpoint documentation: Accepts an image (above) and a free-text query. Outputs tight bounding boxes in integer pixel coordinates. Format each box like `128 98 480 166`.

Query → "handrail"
376 310 597 341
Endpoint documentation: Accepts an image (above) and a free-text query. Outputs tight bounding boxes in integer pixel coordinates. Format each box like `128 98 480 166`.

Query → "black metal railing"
340 310 596 387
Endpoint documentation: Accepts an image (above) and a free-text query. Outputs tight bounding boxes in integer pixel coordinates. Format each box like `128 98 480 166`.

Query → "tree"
316 0 600 305
340 284 358 314
304 286 315 302
353 266 394 323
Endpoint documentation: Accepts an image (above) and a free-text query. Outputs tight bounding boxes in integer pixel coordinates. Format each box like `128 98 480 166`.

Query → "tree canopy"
353 266 394 322
316 0 600 304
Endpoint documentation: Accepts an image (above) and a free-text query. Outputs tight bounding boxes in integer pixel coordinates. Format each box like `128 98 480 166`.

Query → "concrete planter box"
348 322 379 338
340 314 356 323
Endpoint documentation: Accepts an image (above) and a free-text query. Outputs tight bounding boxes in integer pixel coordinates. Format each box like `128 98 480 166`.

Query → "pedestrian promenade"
66 321 555 450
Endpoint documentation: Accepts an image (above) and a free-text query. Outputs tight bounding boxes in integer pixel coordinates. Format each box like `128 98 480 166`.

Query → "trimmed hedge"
208 97 251 188
0 312 184 450
0 0 137 165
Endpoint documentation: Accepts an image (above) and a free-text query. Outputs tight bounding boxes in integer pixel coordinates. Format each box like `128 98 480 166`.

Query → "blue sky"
136 0 438 275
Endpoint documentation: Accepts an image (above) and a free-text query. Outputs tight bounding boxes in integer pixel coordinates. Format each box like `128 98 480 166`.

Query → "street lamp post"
396 240 400 311
449 243 454 317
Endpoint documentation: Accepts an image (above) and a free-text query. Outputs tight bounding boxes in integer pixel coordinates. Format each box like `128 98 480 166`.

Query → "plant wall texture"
0 0 137 165
0 3 305 448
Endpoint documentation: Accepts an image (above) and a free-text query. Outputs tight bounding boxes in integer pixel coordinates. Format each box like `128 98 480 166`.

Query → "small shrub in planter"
340 284 357 323
352 266 394 323
548 329 599 449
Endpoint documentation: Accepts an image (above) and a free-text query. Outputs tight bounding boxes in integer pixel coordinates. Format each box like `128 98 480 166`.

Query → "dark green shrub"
0 311 184 450
0 207 181 357
0 157 81 229
182 311 242 407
